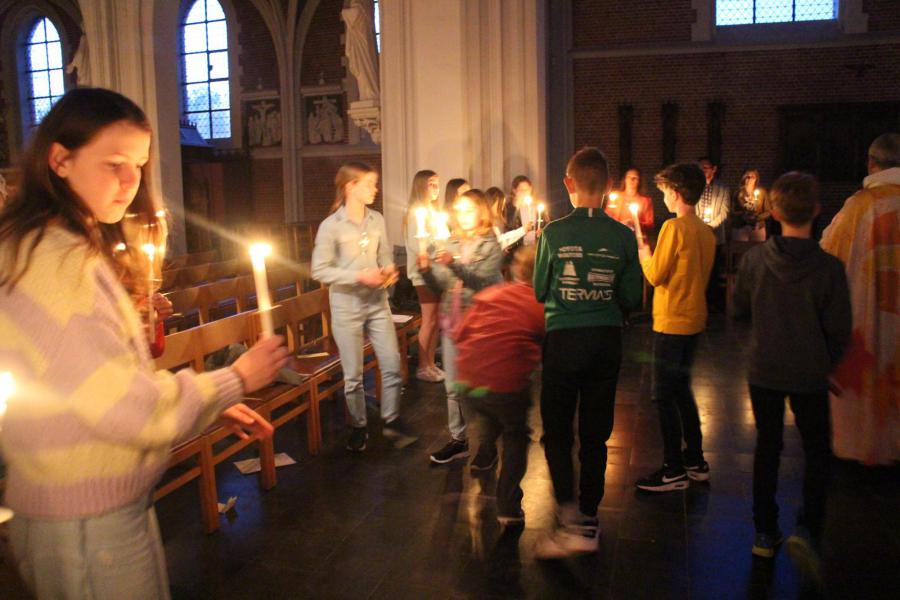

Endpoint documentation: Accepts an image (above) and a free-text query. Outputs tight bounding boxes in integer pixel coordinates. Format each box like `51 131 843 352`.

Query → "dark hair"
0 87 162 293
654 162 706 205
444 178 469 209
485 186 506 227
331 162 376 214
509 175 532 206
698 156 717 166
408 169 438 207
619 166 642 192
566 147 609 197
770 171 820 226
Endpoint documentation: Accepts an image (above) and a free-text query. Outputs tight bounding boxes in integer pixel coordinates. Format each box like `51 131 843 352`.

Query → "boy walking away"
533 148 643 558
454 246 545 527
635 163 716 492
733 172 851 564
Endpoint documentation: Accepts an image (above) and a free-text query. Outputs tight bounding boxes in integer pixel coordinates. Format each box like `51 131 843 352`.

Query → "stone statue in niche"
306 95 345 144
341 0 379 102
246 99 282 147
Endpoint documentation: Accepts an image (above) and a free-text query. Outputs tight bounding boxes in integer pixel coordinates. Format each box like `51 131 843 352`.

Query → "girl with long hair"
444 178 470 210
403 169 444 382
487 185 531 251
418 189 503 464
312 162 418 452
607 167 654 233
0 88 287 598
731 169 769 242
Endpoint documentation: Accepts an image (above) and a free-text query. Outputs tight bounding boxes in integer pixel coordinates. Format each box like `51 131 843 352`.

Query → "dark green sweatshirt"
533 207 643 331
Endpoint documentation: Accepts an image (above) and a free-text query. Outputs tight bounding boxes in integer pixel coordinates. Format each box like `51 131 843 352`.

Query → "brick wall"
569 1 900 225
301 0 345 87
251 158 285 221
864 0 900 32
573 0 694 47
302 154 384 224
233 0 280 92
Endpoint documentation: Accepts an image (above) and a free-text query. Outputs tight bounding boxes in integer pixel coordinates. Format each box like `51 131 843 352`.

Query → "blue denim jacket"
312 206 394 297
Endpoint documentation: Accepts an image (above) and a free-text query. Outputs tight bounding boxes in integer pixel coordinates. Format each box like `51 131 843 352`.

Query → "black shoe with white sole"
685 460 710 481
429 439 469 464
635 465 689 492
346 426 368 452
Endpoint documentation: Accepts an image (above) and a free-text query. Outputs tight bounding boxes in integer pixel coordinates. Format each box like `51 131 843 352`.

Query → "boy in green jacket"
533 147 642 557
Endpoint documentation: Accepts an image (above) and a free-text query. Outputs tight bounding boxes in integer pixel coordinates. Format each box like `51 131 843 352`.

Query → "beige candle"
414 206 428 255
249 242 274 338
629 202 644 244
537 202 546 232
141 243 156 336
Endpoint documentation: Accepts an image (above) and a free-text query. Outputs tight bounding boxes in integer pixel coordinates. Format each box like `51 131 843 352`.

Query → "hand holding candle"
432 211 451 251
249 242 274 339
628 202 644 246
537 202 546 234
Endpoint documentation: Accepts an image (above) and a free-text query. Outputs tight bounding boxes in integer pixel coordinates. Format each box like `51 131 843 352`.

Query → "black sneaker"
751 530 784 558
470 447 499 471
685 460 710 482
346 426 368 452
429 439 469 464
382 417 419 449
635 465 689 492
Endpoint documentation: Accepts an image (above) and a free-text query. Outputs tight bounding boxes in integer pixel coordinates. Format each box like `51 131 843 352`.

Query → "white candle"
629 202 644 244
608 192 619 209
523 195 534 224
249 242 274 339
141 243 156 336
537 202 546 232
433 211 451 251
414 206 428 254
0 371 15 427
703 206 713 224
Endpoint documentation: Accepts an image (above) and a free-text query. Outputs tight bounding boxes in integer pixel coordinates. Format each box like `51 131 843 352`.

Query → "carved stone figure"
341 0 380 102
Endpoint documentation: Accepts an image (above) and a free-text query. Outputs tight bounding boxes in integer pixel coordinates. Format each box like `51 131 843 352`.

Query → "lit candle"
141 243 156 337
753 189 760 209
114 242 127 253
249 242 274 339
537 202 546 233
414 206 429 255
608 192 619 209
629 202 644 245
0 371 14 427
523 195 534 224
433 211 451 251
703 206 713 224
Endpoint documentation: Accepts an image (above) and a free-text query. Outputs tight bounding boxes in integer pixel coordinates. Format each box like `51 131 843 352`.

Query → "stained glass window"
374 0 381 53
23 18 65 128
181 0 230 139
716 0 837 26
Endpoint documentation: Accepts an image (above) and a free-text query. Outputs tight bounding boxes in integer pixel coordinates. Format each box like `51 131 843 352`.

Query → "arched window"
22 17 65 129
373 0 381 53
716 1 837 26
180 0 230 140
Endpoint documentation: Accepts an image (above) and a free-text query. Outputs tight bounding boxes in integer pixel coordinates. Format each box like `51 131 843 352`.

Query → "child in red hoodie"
454 246 545 525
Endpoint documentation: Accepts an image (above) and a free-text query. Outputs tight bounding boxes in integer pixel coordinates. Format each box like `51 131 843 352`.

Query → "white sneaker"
534 522 600 559
415 367 442 382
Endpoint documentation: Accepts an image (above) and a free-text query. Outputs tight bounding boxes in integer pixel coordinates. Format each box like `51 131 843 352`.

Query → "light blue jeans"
9 494 169 600
442 334 467 441
330 288 403 427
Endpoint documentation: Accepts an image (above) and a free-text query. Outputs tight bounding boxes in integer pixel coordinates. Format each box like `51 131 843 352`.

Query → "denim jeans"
541 327 622 517
465 387 532 517
442 334 467 441
9 494 169 600
750 384 831 537
651 332 703 469
330 289 403 427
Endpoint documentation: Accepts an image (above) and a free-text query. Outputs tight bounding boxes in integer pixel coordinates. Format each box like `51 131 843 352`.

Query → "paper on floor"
232 452 297 475
217 496 237 514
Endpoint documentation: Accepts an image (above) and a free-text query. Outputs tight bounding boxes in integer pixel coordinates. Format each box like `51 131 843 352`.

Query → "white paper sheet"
232 452 297 475
392 314 414 324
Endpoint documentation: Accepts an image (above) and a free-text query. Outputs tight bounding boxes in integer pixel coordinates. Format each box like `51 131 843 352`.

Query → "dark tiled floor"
1 315 895 598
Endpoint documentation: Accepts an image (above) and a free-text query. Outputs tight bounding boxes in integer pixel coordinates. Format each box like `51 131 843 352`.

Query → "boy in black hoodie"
733 172 851 564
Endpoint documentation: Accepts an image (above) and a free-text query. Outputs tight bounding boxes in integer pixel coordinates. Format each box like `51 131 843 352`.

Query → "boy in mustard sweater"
635 163 716 492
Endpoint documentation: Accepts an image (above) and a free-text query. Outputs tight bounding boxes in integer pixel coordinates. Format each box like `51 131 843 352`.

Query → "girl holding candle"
487 186 531 251
730 169 770 242
606 168 655 234
312 162 418 452
404 170 444 383
0 88 287 599
418 189 503 464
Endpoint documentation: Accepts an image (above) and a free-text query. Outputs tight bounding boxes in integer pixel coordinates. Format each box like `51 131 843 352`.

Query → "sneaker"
346 426 367 452
428 365 446 381
416 366 443 383
382 417 419 449
685 460 711 482
534 519 600 559
786 526 823 587
635 465 689 492
429 439 469 464
470 447 499 471
751 530 784 558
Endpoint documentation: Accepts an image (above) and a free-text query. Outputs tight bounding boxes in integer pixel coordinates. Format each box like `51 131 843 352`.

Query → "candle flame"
155 210 167 218
249 242 272 261
609 192 619 201
523 195 533 206
141 243 156 258
537 203 546 214
114 242 127 252
628 202 640 216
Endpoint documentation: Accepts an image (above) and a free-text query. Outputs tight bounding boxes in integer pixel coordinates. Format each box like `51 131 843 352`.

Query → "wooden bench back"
155 311 257 372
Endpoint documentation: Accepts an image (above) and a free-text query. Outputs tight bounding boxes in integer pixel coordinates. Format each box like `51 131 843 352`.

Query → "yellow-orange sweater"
640 212 716 335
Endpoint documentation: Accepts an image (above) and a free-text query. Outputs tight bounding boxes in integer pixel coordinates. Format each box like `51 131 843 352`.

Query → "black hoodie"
733 236 851 393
